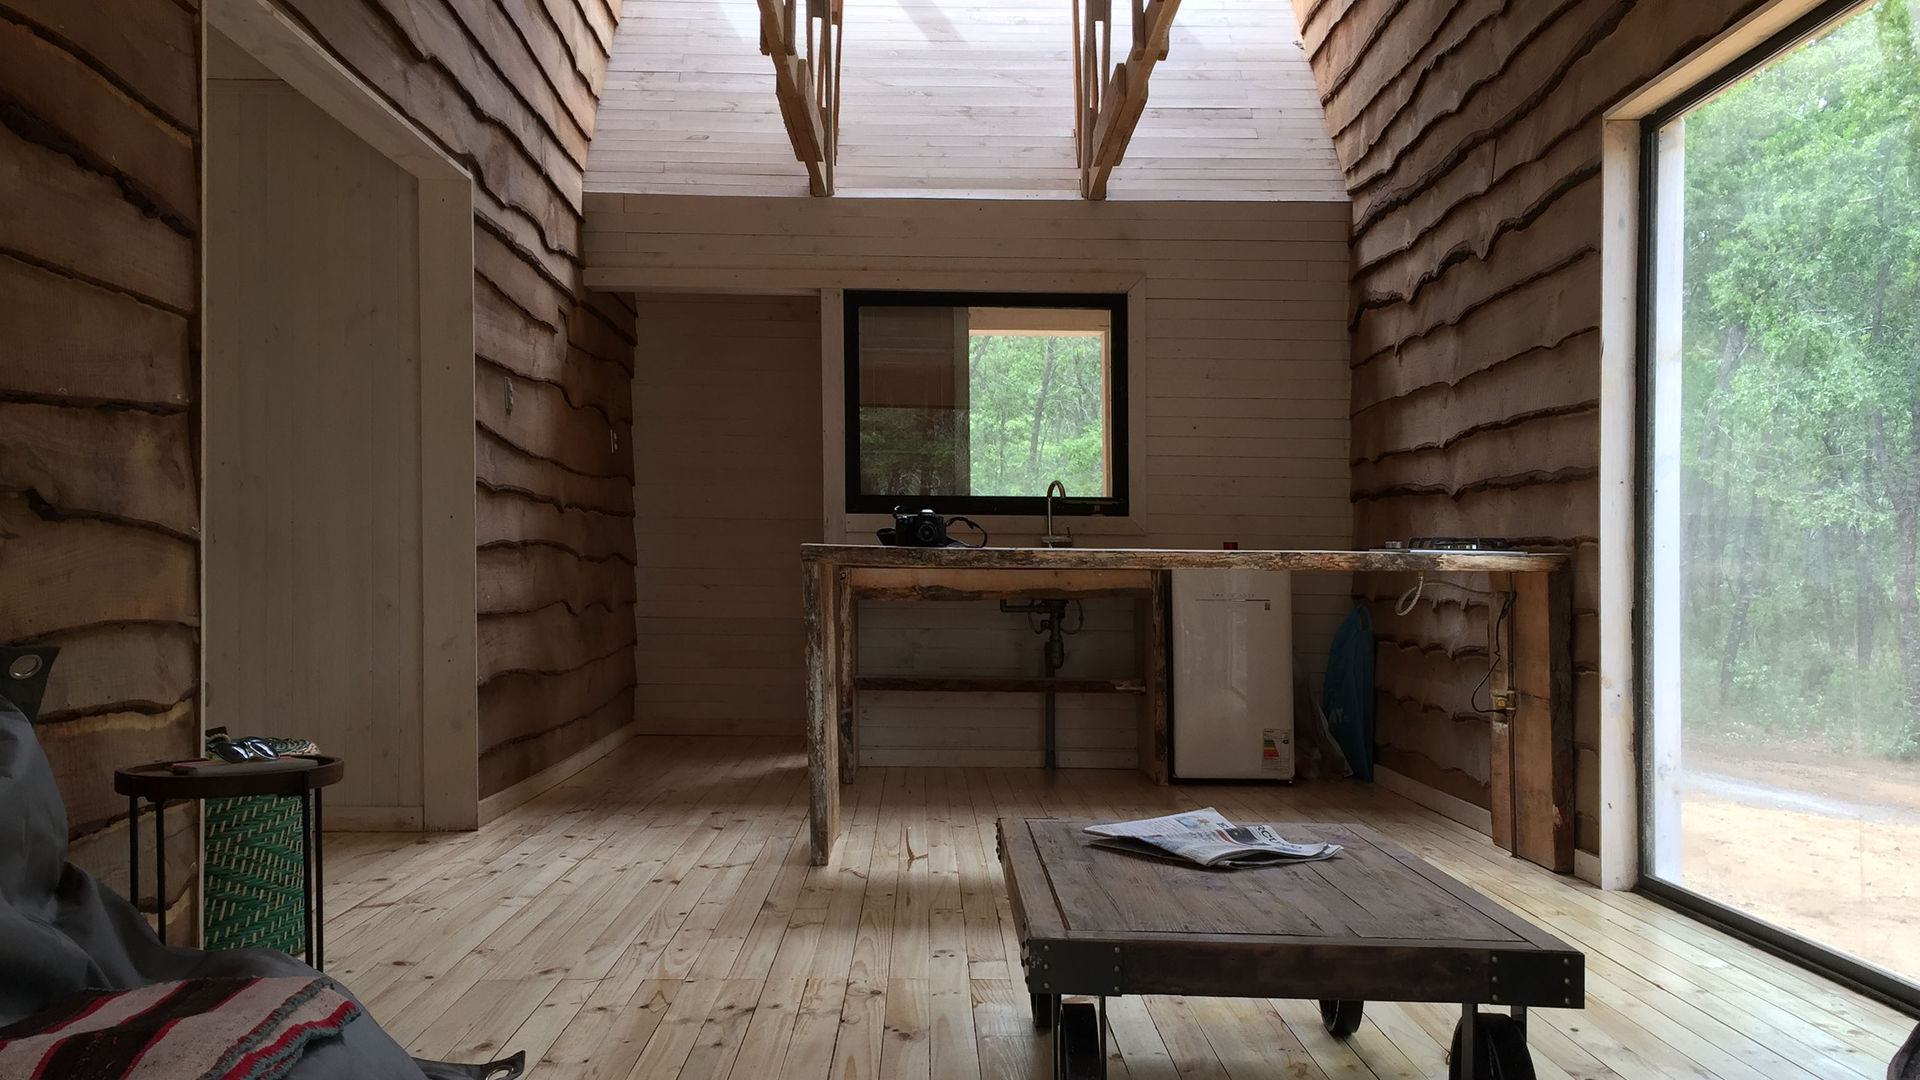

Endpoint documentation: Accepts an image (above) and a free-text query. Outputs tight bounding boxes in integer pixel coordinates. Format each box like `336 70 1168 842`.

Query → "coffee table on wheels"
997 818 1584 1080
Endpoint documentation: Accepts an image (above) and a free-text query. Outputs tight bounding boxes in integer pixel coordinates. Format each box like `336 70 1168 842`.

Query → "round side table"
114 755 345 969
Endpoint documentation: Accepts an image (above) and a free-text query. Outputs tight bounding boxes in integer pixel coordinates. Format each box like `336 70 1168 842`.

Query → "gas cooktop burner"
1402 537 1516 552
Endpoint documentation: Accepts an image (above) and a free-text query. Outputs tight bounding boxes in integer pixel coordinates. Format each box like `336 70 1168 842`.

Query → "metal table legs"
313 788 324 969
126 793 144 942
125 789 326 968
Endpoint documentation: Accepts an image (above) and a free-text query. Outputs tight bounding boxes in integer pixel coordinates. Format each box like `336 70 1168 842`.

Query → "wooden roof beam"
1076 0 1182 199
758 0 841 195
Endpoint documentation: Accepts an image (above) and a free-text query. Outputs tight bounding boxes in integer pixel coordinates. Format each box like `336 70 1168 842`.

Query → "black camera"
880 508 949 547
876 507 988 548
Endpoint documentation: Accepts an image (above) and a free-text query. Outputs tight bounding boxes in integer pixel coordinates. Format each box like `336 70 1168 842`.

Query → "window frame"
842 289 1130 517
1633 0 1920 1016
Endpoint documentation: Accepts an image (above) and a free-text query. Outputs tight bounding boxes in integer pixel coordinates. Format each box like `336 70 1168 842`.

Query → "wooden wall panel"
204 70 427 818
259 0 639 799
590 195 1357 741
0 0 202 931
1290 0 1768 856
631 295 823 735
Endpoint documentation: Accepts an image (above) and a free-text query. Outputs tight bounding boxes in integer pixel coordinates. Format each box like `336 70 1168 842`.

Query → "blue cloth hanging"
1322 605 1376 780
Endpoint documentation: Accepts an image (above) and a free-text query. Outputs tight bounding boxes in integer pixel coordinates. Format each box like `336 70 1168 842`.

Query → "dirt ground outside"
1675 740 1920 984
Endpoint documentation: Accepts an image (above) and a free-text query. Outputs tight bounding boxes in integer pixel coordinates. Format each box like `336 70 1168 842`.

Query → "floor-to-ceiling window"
1642 0 1920 1005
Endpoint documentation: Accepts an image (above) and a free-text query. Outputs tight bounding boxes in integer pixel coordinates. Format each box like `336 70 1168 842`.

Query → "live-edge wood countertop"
800 543 1570 574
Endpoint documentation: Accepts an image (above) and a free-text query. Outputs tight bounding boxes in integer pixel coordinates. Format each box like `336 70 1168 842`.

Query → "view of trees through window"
1651 0 1920 985
965 332 1106 497
851 299 1116 506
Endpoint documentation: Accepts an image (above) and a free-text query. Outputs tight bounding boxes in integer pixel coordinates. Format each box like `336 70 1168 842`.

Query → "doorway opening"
202 0 476 830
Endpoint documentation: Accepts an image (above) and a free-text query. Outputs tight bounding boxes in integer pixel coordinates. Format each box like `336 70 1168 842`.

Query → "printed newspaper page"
1083 808 1341 868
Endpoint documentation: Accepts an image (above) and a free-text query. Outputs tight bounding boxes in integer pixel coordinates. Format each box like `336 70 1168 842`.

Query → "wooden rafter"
1073 0 1182 199
758 0 842 195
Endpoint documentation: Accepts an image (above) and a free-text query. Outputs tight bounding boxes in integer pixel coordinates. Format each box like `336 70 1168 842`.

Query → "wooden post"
1510 569 1575 872
1489 716 1514 851
1489 573 1515 852
1138 570 1170 784
836 566 857 784
1078 10 1089 169
805 558 840 864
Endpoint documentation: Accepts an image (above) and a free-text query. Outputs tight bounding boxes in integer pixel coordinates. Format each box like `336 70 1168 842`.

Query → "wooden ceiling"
586 0 1344 202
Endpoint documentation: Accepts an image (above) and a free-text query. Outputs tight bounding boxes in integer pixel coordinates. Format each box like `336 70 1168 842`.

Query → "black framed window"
844 290 1128 516
1637 0 1920 1014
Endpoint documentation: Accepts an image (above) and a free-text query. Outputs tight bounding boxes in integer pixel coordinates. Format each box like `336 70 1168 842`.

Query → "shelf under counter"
802 543 1577 879
855 675 1148 695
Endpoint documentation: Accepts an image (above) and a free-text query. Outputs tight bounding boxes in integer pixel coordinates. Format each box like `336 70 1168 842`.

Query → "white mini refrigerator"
1170 569 1294 780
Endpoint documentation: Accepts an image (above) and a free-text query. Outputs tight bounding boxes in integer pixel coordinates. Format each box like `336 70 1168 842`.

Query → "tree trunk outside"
1026 338 1057 481
1857 528 1879 668
1895 394 1920 756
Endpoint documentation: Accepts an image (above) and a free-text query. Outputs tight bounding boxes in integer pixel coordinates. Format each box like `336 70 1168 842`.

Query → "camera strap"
945 516 988 548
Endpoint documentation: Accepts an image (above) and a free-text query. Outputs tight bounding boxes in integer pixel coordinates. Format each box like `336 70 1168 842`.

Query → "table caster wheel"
1448 1012 1534 1080
1319 999 1364 1039
1057 1000 1106 1079
1032 992 1058 1030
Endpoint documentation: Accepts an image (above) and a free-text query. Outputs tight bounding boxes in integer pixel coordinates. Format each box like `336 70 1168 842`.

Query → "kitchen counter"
801 545 1574 872
800 543 1570 574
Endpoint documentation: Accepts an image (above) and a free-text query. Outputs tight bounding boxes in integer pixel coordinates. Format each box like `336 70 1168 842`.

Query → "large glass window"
1643 0 1920 999
844 291 1127 516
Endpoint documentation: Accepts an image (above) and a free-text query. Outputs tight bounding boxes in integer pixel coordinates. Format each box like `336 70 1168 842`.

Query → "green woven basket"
201 734 317 955
203 795 306 953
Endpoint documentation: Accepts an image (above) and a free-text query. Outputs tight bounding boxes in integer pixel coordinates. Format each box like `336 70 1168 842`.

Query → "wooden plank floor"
322 737 1913 1079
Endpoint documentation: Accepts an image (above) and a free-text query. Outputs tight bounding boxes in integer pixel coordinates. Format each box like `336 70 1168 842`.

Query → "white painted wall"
205 45 426 823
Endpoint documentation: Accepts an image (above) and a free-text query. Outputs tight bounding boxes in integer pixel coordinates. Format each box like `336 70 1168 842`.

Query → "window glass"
847 294 1125 514
1644 0 1920 987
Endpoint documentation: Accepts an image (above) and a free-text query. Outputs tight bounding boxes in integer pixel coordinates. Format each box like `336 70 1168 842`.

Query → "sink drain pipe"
1000 599 1084 768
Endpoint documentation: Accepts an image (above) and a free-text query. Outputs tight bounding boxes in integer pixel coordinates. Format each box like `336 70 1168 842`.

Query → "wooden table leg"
1490 573 1516 854
1510 567 1575 872
836 567 858 784
1138 571 1170 785
806 558 841 865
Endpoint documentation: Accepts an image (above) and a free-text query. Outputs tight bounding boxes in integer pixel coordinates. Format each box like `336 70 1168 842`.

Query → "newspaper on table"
1082 807 1341 868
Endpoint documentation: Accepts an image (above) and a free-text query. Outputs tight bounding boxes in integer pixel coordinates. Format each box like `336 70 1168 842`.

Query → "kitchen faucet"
1042 480 1073 547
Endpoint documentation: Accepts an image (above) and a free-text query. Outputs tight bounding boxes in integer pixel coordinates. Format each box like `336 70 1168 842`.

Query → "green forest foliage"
856 331 1109 500
1677 0 1920 756
966 333 1107 497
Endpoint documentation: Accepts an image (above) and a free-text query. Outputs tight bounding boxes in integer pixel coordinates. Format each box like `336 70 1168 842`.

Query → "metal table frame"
115 755 344 969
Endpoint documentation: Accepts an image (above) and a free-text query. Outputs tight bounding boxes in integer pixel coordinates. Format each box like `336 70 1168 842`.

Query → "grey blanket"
0 691 428 1078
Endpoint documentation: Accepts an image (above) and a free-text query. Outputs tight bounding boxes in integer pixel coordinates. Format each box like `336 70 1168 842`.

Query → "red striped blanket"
0 978 359 1080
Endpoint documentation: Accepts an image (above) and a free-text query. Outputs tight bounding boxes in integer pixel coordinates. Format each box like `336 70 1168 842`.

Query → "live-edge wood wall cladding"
240 0 640 799
0 0 203 940
1289 0 1771 859
4 1 637 919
